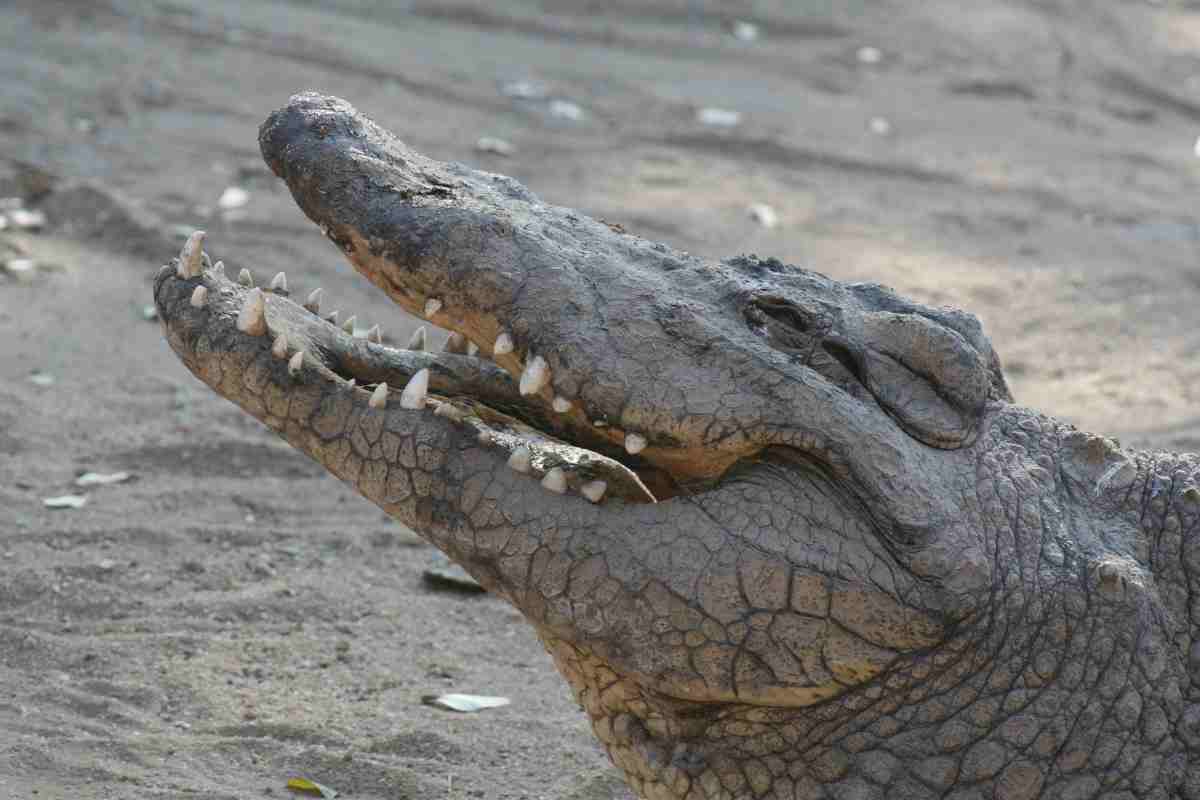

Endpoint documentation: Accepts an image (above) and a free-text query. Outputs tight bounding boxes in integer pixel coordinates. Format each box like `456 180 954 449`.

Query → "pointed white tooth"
210 260 225 278
467 341 479 357
341 315 357 335
177 231 205 278
304 287 322 314
552 395 571 413
443 332 468 354
236 288 267 336
237 268 254 287
507 445 531 474
423 298 442 318
288 350 304 376
493 332 514 355
367 324 383 344
200 251 212 269
189 285 208 308
271 334 289 359
624 433 647 455
369 382 389 409
324 310 339 325
580 480 607 503
541 467 567 494
399 368 429 409
519 355 550 396
346 378 356 389
406 326 427 351
269 271 288 293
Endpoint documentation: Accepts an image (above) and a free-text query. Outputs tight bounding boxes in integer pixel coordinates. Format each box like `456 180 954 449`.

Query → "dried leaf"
422 693 511 713
44 495 87 509
75 471 132 487
287 777 339 798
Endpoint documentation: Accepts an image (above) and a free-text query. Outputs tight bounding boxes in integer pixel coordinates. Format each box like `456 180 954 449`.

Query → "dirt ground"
1 2 1199 798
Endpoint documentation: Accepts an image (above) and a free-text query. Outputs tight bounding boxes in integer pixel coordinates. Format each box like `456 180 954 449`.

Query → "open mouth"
154 231 661 506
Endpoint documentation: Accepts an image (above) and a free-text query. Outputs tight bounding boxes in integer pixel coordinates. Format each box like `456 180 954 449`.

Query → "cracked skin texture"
154 94 1200 799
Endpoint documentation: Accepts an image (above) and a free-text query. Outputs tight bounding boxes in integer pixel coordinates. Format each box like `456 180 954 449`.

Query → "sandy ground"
1 1 1199 798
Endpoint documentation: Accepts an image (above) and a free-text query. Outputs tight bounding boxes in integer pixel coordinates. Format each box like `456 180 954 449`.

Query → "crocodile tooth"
304 288 322 314
367 324 383 344
507 445 531 473
346 378 356 390
324 310 339 326
288 351 304 376
176 231 205 278
624 433 647 455
580 480 607 503
541 467 567 494
200 251 212 269
443 332 468 354
237 268 254 287
189 285 208 308
341 315 356 335
467 341 480 357
269 271 288 294
424 298 442 318
369 382 388 409
493 332 514 355
400 368 429 409
519 355 550 396
552 395 571 413
236 288 268 336
271 334 289 359
406 326 427 351
210 260 225 278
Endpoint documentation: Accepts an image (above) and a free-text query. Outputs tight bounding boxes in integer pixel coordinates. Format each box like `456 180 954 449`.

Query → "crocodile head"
154 94 1196 800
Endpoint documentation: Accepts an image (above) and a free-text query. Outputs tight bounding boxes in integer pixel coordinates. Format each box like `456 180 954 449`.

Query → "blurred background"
1 2 1199 798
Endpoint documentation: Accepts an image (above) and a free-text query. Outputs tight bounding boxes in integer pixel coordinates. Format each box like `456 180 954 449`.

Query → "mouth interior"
185 259 677 505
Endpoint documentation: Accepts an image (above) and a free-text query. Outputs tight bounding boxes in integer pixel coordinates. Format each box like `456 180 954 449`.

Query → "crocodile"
153 93 1200 800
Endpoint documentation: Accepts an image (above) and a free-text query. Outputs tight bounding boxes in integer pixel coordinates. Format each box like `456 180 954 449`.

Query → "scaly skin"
154 94 1200 800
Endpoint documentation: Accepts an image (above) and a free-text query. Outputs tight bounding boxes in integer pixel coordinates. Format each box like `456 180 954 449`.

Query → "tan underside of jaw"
172 231 655 505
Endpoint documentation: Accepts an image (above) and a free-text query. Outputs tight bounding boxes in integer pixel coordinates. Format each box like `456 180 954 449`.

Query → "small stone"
856 46 883 64
217 186 249 210
28 372 55 387
868 116 892 136
731 20 760 41
748 203 778 228
549 100 586 121
2 258 36 277
500 79 548 100
141 305 159 321
696 107 741 127
9 208 46 230
475 137 514 156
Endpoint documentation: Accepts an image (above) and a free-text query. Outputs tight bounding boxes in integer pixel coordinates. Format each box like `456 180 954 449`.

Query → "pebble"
856 46 883 64
217 186 249 210
8 208 46 230
75 471 132 487
501 79 549 100
475 137 515 156
869 116 892 136
549 100 586 121
748 203 778 228
696 107 741 127
731 20 760 42
28 372 55 387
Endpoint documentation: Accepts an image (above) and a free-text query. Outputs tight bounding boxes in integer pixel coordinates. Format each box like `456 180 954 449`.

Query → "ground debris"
696 107 741 127
422 693 511 713
422 551 486 593
43 494 87 509
748 203 778 228
286 777 339 798
75 471 132 487
475 136 515 156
